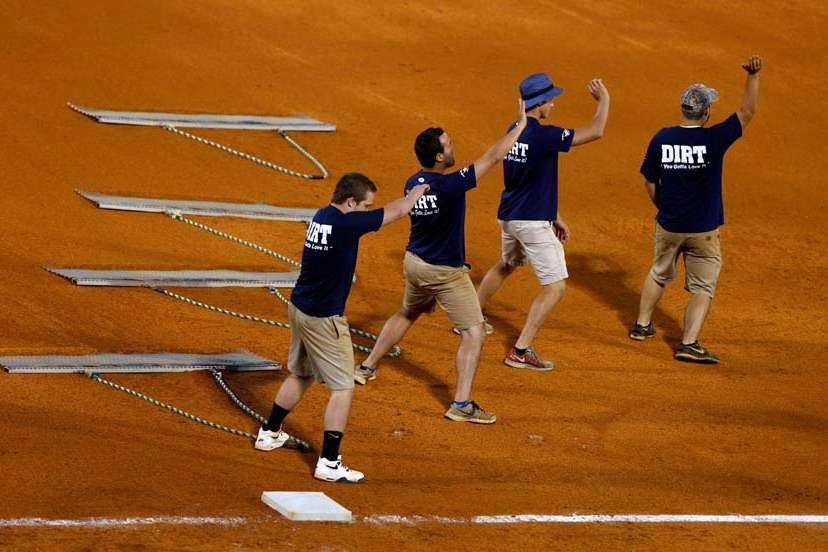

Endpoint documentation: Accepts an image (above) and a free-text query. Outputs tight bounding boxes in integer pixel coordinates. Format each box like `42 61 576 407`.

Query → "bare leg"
636 275 666 326
454 322 486 402
323 388 354 432
682 293 712 344
274 374 314 410
477 261 516 311
515 280 566 349
360 308 419 369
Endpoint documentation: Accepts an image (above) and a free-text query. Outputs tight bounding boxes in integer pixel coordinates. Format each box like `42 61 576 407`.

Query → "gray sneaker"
629 321 656 341
675 341 720 364
444 400 497 424
504 346 554 371
354 364 377 385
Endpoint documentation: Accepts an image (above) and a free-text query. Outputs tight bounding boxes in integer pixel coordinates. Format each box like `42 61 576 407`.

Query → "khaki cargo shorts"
287 303 355 391
402 251 485 331
499 219 568 285
649 222 722 297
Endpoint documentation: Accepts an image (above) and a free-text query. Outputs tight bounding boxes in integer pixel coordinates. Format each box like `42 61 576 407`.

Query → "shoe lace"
467 400 487 415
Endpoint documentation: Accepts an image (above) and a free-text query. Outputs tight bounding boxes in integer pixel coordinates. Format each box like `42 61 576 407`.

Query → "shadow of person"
348 314 457 407
481 311 522 353
220 371 318 469
388 355 454 406
566 251 683 343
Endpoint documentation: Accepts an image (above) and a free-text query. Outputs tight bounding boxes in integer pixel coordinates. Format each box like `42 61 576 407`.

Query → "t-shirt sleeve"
640 136 661 183
541 125 575 153
444 164 477 193
709 113 743 152
346 209 384 237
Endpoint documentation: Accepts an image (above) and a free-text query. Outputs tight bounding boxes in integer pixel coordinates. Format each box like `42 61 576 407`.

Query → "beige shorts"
650 222 722 297
402 251 485 331
287 303 355 391
499 219 568 285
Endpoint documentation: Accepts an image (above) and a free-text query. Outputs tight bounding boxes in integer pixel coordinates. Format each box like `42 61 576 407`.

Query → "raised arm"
737 55 762 129
381 183 430 226
571 79 610 146
472 99 527 179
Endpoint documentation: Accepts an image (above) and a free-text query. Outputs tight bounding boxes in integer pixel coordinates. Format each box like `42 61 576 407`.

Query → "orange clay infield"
1 1 827 550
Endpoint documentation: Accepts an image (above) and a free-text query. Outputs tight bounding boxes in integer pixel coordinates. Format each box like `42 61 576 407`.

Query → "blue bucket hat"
520 72 564 110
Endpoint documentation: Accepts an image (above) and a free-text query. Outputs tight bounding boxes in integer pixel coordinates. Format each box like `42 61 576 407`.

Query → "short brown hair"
331 172 377 204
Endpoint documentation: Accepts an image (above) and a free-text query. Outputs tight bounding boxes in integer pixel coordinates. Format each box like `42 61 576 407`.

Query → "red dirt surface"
1 1 826 550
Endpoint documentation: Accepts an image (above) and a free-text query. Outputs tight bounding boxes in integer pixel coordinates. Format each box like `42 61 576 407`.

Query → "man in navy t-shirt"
254 172 428 483
630 56 763 364
354 99 528 425
475 72 610 371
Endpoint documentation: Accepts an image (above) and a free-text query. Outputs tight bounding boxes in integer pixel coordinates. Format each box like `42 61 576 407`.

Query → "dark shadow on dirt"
567 252 683 344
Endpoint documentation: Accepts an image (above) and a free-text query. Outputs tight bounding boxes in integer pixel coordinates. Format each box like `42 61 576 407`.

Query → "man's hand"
738 54 762 128
587 78 608 101
742 55 762 75
382 183 430 226
408 183 430 200
572 79 610 146
553 218 570 242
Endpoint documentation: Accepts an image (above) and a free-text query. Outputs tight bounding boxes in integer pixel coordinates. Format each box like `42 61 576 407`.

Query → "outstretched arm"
472 98 527 179
572 79 610 146
737 54 762 129
381 183 430 226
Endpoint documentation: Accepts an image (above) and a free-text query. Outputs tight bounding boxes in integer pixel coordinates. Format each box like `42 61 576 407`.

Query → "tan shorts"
499 220 568 285
650 222 722 297
287 303 355 391
402 251 485 331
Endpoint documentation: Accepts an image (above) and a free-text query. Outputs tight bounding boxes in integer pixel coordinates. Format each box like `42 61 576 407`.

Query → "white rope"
163 126 328 179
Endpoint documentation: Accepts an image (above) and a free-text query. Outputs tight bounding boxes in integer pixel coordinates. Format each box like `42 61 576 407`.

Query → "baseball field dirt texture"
1 1 826 550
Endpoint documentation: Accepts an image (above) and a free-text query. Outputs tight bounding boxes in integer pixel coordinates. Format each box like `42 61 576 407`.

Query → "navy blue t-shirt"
498 117 574 221
405 164 477 267
640 113 742 233
290 205 384 318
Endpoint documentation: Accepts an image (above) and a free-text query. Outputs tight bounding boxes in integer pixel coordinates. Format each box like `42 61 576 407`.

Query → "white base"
261 492 351 522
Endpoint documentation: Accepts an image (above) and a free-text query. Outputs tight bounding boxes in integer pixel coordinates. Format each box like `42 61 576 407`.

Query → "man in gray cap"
474 72 610 370
630 55 763 363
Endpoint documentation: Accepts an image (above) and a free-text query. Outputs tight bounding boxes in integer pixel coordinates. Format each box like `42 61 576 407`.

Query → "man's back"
641 114 742 233
405 165 476 268
499 118 574 222
291 205 383 318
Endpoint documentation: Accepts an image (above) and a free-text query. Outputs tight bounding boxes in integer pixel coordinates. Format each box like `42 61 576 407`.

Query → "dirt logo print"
661 144 708 170
411 194 439 216
304 221 333 251
505 141 529 164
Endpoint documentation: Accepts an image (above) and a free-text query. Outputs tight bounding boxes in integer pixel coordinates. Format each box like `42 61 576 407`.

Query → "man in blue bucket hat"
475 72 610 370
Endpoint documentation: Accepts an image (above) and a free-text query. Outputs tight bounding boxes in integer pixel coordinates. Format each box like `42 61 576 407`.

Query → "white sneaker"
254 426 290 451
314 455 365 483
354 364 377 385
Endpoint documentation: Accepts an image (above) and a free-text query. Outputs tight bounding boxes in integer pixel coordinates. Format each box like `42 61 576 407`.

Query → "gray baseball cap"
680 83 720 117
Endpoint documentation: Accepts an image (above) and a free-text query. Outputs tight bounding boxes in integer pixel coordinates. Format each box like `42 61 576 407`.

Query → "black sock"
321 430 344 462
263 403 290 431
515 347 527 356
